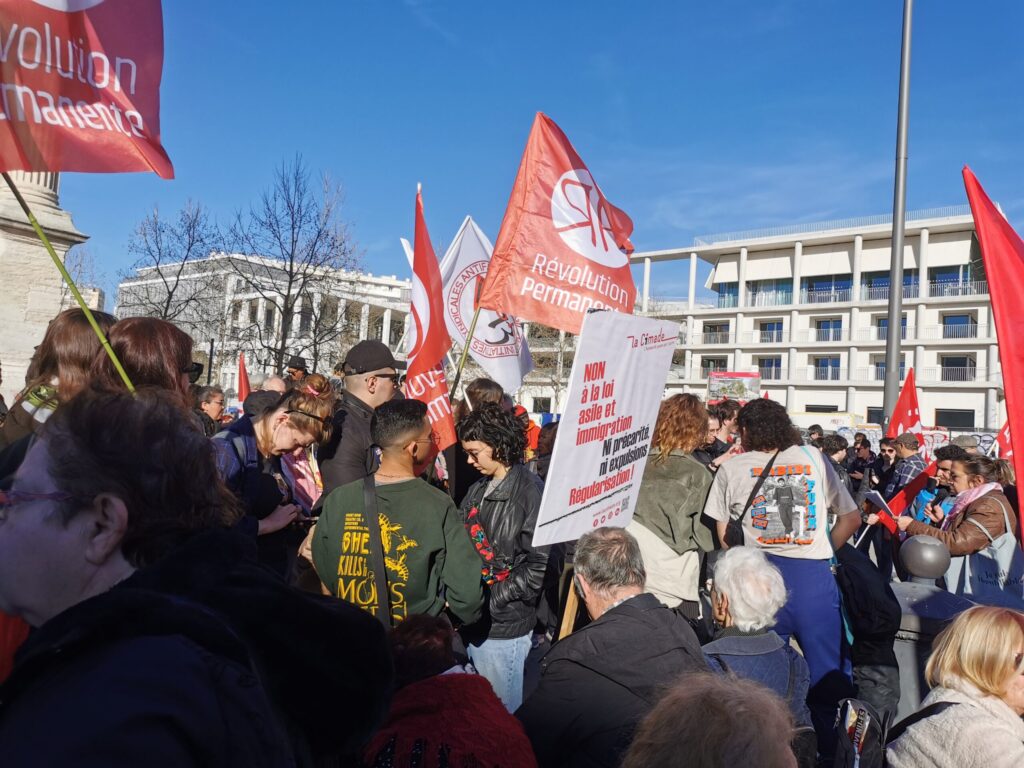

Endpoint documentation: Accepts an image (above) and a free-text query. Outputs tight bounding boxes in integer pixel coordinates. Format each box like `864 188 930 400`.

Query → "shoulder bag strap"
740 451 779 522
886 701 957 745
362 475 392 628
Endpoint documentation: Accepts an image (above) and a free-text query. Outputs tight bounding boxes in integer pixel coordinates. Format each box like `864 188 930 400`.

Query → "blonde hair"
926 605 1024 697
274 373 336 444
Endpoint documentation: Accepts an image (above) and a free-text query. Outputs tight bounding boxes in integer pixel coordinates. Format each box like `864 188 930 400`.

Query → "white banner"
439 216 533 393
533 310 679 546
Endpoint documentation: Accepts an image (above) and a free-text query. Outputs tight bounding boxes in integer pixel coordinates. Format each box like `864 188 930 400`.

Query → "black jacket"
318 391 377 501
516 593 709 768
0 529 393 767
460 464 547 639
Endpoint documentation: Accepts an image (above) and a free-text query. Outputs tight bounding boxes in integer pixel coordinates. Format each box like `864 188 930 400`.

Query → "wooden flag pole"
450 306 481 396
2 172 135 392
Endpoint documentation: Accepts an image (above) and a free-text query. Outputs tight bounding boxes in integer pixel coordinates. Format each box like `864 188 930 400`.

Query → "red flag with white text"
237 353 251 404
405 187 456 450
964 168 1024 537
477 112 636 334
885 368 923 439
0 0 173 178
998 421 1013 459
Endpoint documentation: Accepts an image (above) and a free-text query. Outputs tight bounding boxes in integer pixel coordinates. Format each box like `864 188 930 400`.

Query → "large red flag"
405 187 456 450
964 167 1024 540
237 353 251 404
997 421 1013 460
885 367 923 439
477 112 636 334
0 0 173 178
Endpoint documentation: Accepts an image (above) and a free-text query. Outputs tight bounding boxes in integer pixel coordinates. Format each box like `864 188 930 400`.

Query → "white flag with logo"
439 217 533 393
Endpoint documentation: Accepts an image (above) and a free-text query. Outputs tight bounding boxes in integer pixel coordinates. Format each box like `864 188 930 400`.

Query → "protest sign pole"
450 306 481 395
2 173 135 393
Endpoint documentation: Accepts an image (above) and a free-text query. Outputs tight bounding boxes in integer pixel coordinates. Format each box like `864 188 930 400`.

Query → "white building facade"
634 207 1002 431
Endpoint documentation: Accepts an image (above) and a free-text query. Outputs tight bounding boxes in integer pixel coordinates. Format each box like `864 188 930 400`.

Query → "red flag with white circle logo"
885 367 923 439
477 112 636 334
0 0 173 178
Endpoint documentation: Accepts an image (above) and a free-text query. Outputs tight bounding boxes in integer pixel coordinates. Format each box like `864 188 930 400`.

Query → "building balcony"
738 330 787 344
800 288 852 304
861 284 919 302
758 367 785 381
791 328 848 343
929 280 988 298
747 290 793 307
716 295 739 308
699 331 735 345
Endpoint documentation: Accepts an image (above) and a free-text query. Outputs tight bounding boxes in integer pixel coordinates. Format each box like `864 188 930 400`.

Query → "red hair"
25 308 116 402
90 317 194 408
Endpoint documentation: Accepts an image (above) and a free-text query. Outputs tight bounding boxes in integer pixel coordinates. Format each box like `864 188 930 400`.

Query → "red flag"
405 187 456 450
0 0 173 178
885 368 923 439
964 167 1024 542
477 112 636 334
997 421 1013 459
887 460 937 518
237 353 251 404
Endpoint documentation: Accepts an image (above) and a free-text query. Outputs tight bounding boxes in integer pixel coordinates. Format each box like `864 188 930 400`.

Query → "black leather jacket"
460 464 548 639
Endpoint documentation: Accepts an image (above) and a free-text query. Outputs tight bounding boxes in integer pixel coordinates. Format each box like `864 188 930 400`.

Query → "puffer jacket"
460 464 548 639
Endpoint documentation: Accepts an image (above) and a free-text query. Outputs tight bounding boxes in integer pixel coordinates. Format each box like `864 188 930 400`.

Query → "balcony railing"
929 280 988 298
747 290 793 307
792 328 847 343
941 323 980 340
717 294 739 308
800 288 852 304
861 284 919 302
701 331 734 344
938 366 977 382
759 366 784 381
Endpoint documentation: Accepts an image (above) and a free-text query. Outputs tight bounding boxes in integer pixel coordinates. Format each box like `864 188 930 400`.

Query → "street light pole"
207 337 214 385
883 0 914 428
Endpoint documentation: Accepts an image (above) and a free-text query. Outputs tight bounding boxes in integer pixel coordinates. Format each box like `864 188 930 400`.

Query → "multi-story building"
633 206 1002 430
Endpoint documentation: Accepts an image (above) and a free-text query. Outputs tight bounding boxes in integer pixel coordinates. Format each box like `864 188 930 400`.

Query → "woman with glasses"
213 373 336 581
887 605 1024 767
457 403 547 712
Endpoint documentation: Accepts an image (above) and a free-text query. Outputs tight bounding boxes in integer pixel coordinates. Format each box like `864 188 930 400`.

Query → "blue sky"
57 0 1024 304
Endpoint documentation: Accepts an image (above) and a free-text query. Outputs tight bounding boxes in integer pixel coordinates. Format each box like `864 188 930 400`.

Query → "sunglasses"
184 362 204 384
284 409 331 427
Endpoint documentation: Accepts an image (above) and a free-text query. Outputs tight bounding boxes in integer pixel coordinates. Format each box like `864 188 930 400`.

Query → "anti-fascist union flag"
0 0 173 178
477 112 636 335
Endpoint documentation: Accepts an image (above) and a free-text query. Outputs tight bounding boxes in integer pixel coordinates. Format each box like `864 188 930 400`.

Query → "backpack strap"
740 451 779 522
362 475 392 629
886 701 957 745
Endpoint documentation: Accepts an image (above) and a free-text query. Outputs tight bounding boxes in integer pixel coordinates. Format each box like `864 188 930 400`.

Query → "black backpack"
833 698 956 768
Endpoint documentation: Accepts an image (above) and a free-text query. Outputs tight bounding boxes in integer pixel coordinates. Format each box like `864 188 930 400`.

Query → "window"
759 320 784 343
248 300 258 324
758 356 783 380
802 275 852 303
940 355 976 382
806 405 840 413
866 407 884 424
875 315 907 341
264 305 275 330
813 355 841 380
930 266 971 297
299 296 313 335
935 409 975 430
716 282 738 308
861 271 918 299
231 301 242 324
815 318 843 342
747 279 792 307
703 322 730 344
942 313 976 339
701 357 728 378
873 357 906 381
533 397 552 413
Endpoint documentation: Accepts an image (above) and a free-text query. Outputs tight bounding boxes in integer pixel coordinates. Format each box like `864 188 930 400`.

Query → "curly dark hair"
456 403 525 466
737 399 799 453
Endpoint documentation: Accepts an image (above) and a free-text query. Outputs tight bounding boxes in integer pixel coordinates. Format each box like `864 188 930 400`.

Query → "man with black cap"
285 355 308 382
317 340 406 499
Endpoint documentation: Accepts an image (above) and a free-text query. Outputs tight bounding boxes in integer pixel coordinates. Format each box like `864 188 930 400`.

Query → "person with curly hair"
626 394 715 613
703 397 860 759
457 403 547 712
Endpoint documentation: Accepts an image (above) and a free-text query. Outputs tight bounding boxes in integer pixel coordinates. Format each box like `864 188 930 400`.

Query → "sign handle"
2 172 135 393
450 306 481 396
557 565 580 640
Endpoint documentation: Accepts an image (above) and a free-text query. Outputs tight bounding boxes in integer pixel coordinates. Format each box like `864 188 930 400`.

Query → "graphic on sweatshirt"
748 464 818 545
335 511 418 623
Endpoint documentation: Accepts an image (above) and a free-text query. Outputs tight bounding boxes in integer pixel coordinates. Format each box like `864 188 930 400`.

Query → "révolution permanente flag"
0 0 173 178
477 112 636 334
440 216 533 393
964 167 1024 536
885 368 923 439
405 187 456 450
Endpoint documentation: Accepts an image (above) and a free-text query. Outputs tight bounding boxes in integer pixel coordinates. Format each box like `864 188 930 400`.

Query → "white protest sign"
533 310 679 546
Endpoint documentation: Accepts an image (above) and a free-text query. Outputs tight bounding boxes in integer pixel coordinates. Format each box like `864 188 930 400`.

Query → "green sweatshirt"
312 477 484 626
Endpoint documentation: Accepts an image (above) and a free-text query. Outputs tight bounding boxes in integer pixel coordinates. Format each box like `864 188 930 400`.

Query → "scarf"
941 482 1002 530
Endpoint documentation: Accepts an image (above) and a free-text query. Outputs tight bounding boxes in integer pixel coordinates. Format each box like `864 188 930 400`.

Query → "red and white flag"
237 352 251 404
477 112 636 334
965 168 1024 524
997 421 1013 459
0 0 173 178
404 187 456 450
885 368 923 439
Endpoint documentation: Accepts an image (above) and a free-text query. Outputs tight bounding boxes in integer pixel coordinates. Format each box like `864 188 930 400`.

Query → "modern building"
633 206 1002 430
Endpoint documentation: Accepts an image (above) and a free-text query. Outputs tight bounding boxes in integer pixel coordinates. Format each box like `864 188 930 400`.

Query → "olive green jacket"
632 450 715 555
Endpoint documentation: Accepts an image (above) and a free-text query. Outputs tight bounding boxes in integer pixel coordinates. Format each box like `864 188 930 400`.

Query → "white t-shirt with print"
703 444 858 560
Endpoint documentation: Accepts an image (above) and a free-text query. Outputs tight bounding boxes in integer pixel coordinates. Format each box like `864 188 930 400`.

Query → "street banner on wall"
707 371 761 403
439 216 533 393
533 310 678 546
477 112 636 335
0 0 173 178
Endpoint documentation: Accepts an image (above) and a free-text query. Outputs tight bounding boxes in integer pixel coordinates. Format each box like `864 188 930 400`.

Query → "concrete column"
915 345 926 379
381 308 393 345
849 346 859 381
915 304 926 341
359 303 370 340
685 315 694 345
847 386 857 414
688 253 698 311
989 343 1000 383
787 385 796 407
918 228 930 299
788 347 799 379
986 388 998 429
850 307 859 343
977 305 990 338
642 257 651 313
735 311 744 345
684 349 693 378
738 247 748 308
852 235 863 301
792 241 803 303
734 348 743 371
790 309 800 344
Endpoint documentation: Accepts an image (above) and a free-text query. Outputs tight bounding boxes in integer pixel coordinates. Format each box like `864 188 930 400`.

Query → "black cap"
286 355 308 371
342 340 406 374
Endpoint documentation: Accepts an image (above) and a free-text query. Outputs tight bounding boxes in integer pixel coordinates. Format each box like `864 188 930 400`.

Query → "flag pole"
1 172 135 393
882 0 913 428
450 306 481 395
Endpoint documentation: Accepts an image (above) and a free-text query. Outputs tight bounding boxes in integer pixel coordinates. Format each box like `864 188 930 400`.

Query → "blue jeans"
468 633 532 712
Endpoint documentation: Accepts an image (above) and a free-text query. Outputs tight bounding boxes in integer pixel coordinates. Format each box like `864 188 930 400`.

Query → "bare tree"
227 156 358 373
524 324 574 410
60 246 106 309
117 201 222 335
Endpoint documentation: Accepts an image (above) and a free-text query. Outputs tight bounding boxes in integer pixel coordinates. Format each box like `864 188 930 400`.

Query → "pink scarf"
941 482 1002 530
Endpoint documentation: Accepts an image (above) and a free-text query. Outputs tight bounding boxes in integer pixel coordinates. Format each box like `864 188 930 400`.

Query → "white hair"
713 547 788 632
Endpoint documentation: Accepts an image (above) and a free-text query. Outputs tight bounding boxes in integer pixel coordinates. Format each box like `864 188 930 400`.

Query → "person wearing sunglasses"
887 605 1024 767
318 340 406 500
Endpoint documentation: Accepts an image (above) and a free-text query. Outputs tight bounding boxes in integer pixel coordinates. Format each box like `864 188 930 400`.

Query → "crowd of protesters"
0 308 1022 767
